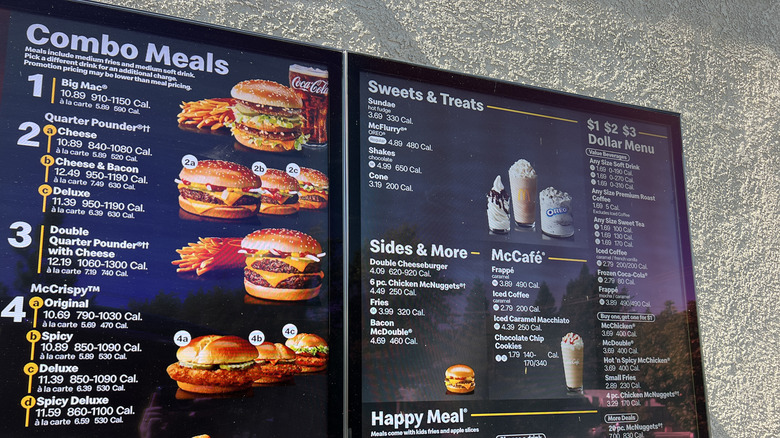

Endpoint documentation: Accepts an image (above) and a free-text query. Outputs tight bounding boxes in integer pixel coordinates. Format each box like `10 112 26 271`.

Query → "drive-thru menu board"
347 55 708 437
0 1 342 437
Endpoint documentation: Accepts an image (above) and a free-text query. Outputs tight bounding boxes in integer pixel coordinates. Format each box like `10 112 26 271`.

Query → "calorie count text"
586 141 663 395
365 97 435 192
490 272 553 367
33 74 151 115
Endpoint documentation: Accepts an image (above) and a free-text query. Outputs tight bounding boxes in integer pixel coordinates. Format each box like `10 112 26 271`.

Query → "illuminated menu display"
0 2 342 437
347 55 708 438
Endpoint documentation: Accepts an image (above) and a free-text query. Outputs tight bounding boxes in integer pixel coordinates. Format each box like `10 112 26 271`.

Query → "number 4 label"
1 296 26 322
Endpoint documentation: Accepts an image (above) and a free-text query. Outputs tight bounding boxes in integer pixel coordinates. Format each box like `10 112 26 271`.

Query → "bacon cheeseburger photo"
166 335 262 394
240 228 326 301
295 167 329 210
444 364 475 394
229 79 307 152
176 160 263 219
259 168 301 215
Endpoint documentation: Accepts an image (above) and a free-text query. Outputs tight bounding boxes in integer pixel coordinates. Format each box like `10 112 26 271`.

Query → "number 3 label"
8 221 32 248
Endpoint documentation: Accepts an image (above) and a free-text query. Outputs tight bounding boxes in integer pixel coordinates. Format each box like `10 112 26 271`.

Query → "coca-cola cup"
289 64 328 147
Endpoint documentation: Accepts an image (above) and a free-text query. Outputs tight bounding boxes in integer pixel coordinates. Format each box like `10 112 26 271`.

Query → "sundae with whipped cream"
487 175 511 234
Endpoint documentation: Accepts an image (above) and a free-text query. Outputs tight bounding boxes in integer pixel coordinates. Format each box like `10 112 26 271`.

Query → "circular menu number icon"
285 163 300 178
252 161 267 176
282 323 298 339
181 154 198 169
173 330 192 347
248 330 265 346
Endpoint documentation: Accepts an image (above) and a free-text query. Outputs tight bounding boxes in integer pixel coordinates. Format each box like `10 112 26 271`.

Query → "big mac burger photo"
240 228 326 301
176 159 263 219
285 333 329 373
166 335 262 394
229 79 307 152
295 167 329 210
259 168 300 215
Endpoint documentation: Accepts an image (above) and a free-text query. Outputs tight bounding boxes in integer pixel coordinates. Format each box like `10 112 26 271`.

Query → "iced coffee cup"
561 332 583 393
508 159 537 227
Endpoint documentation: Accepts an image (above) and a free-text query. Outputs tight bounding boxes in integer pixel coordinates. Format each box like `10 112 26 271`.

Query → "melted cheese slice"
245 255 314 273
184 198 256 215
245 265 324 287
178 182 261 206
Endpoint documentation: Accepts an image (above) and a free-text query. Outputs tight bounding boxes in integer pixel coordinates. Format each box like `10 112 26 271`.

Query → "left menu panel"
0 2 343 437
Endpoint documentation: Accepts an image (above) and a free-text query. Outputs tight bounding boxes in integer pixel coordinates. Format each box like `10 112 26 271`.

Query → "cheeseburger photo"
285 333 329 373
259 168 300 215
229 79 307 152
166 335 262 394
295 167 329 210
241 228 325 301
445 364 475 394
253 342 301 384
176 160 262 219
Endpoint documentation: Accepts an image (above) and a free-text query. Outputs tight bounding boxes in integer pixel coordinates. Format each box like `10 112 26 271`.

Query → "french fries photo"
176 98 235 130
172 237 244 275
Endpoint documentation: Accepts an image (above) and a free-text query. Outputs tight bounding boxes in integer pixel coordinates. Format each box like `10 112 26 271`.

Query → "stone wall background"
95 1 780 436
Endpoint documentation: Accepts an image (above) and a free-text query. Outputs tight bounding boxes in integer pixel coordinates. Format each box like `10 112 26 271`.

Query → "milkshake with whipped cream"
561 332 584 393
508 159 537 228
487 175 511 234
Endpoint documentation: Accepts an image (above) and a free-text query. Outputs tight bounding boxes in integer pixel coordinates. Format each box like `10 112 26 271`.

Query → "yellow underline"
472 410 598 417
487 105 578 123
548 257 587 263
638 131 667 139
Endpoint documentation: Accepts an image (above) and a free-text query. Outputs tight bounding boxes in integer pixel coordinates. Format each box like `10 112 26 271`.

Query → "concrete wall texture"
95 1 780 436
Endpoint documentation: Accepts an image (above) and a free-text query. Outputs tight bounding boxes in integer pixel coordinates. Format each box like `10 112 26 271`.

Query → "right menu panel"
347 54 708 438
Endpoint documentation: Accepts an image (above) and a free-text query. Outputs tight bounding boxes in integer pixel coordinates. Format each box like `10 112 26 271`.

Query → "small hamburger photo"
229 79 307 152
445 364 475 394
176 159 262 219
241 228 325 301
295 167 329 210
253 342 301 384
166 335 262 394
259 168 300 215
285 333 329 373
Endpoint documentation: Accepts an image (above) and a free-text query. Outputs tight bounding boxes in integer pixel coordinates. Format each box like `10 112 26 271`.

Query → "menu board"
347 54 708 437
0 1 342 437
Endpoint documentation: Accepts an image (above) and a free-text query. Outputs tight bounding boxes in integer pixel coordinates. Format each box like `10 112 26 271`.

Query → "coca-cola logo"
291 77 328 95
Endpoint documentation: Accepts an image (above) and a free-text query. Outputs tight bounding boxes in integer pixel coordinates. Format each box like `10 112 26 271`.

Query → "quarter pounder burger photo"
176 160 263 219
241 228 325 301
295 167 329 210
445 364 475 394
166 335 262 394
259 168 300 215
229 79 307 152
285 333 329 373
253 342 301 384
